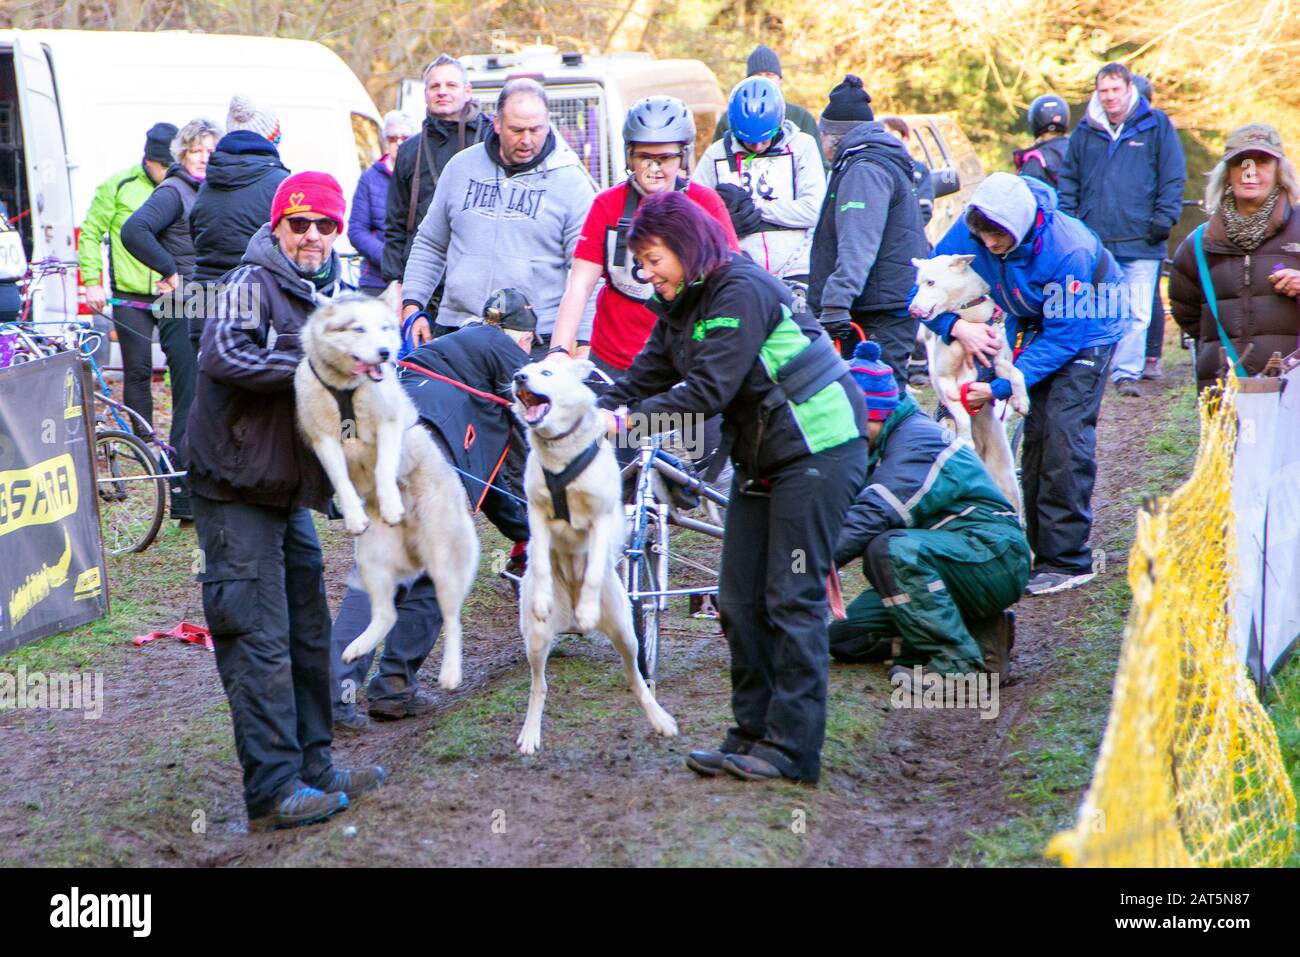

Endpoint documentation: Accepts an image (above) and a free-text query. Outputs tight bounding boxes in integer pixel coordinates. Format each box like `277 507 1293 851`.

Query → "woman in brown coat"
1169 124 1300 391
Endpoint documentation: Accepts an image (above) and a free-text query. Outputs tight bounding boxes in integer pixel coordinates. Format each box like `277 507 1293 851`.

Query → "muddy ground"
0 356 1194 867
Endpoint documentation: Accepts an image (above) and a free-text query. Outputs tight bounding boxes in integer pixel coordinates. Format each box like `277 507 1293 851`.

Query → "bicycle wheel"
630 540 661 688
95 429 166 554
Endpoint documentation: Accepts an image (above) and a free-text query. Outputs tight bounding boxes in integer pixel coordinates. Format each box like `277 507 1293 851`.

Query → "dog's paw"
342 510 370 536
529 594 553 629
650 707 679 738
517 723 542 755
378 495 405 526
1012 395 1030 416
341 634 376 664
438 656 462 691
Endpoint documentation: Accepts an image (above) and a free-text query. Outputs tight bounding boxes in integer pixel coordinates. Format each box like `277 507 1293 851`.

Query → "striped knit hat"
848 340 899 421
227 95 282 146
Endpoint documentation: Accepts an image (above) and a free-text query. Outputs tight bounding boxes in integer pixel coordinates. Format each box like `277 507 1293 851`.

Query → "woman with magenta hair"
595 190 869 784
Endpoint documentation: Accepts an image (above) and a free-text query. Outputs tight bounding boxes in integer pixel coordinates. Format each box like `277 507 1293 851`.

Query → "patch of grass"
1266 657 1300 867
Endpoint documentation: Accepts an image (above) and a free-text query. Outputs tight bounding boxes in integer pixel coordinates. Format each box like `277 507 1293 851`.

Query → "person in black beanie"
711 44 821 149
807 76 929 381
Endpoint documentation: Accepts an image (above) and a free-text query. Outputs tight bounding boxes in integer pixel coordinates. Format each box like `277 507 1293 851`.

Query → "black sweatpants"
717 438 868 781
1021 344 1114 576
111 289 197 453
851 308 919 391
192 495 335 817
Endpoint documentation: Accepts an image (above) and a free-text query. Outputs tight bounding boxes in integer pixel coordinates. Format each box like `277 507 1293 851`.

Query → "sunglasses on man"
285 216 339 236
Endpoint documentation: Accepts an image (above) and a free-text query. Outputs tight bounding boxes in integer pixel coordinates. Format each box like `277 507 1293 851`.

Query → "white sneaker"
1024 570 1097 597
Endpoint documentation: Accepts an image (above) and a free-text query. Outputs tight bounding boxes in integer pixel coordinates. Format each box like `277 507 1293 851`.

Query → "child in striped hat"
847 340 900 422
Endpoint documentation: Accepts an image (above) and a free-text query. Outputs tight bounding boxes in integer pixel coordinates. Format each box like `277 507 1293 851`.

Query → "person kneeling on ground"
829 341 1031 683
330 288 535 731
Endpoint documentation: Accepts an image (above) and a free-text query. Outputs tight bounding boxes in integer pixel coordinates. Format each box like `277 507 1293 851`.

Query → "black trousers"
110 289 197 454
331 570 441 719
851 308 919 390
1021 344 1114 576
192 495 335 817
717 438 868 781
1145 265 1166 360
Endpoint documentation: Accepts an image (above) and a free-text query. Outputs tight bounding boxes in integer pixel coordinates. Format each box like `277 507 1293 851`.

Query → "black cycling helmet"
1027 94 1071 136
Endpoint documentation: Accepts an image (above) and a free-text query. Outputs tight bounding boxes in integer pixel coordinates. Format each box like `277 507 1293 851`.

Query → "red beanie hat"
270 172 345 230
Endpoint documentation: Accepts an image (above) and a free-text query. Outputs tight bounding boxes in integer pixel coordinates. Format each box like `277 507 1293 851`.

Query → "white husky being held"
295 287 478 689
511 359 678 755
910 254 1029 514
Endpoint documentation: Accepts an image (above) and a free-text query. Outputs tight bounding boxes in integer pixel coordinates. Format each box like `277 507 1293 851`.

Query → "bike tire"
95 429 166 554
631 544 661 688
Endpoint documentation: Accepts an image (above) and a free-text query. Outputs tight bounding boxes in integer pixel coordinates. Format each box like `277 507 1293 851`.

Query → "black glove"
1147 222 1172 245
715 183 765 237
819 309 854 341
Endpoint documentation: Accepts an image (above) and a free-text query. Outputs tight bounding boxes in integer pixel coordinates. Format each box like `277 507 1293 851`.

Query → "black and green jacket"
834 395 1024 567
599 254 867 476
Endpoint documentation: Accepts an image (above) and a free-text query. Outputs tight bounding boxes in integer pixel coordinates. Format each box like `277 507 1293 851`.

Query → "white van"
1 29 381 322
399 48 725 191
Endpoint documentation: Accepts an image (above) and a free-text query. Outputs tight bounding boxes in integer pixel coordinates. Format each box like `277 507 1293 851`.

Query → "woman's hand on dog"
949 319 1000 368
948 381 993 410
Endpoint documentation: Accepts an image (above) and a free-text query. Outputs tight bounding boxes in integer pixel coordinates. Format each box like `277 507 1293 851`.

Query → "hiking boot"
308 765 386 800
969 610 1015 684
721 753 786 782
369 689 436 721
1141 357 1165 380
686 750 730 777
333 711 371 735
1115 378 1141 397
1024 570 1096 597
248 784 348 831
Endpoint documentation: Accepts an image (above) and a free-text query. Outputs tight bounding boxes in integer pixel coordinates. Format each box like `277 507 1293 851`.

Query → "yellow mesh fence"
1046 378 1297 867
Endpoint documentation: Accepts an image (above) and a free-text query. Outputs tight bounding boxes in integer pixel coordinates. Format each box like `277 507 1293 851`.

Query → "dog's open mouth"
351 359 385 382
515 384 551 425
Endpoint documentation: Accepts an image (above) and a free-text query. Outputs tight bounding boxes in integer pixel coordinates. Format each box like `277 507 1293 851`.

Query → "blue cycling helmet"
728 76 785 145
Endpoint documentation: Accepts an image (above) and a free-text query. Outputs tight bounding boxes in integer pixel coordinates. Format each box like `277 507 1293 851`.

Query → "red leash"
959 381 986 416
396 360 512 407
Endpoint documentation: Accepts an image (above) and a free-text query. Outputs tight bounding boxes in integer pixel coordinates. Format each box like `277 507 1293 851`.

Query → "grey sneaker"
309 765 386 800
248 784 348 831
369 689 436 721
1024 570 1097 597
1141 357 1165 380
333 711 371 735
1115 378 1141 397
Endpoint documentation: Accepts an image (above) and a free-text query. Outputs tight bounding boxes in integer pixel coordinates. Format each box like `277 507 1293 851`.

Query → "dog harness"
952 296 1008 416
308 360 359 427
542 437 602 524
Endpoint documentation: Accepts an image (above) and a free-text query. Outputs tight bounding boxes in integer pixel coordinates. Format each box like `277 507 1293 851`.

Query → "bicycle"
4 261 179 553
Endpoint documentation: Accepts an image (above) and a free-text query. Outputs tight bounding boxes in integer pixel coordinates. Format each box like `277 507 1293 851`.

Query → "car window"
918 123 949 169
935 117 985 184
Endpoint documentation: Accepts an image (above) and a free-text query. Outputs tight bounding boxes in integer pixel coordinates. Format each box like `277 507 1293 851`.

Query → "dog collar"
955 294 1004 327
542 436 602 524
308 359 359 428
956 293 990 311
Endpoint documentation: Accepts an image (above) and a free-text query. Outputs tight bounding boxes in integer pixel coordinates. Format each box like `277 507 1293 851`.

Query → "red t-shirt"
575 181 741 370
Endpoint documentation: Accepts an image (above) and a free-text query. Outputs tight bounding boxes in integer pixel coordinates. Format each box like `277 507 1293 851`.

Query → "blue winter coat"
1057 96 1186 261
348 158 390 289
928 175 1125 388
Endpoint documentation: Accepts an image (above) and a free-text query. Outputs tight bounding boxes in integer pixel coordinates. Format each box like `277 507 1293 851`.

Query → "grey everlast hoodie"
401 135 597 337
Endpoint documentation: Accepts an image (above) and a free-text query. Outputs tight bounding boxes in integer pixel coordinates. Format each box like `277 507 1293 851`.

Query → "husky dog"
511 359 678 755
910 254 1029 514
295 286 478 690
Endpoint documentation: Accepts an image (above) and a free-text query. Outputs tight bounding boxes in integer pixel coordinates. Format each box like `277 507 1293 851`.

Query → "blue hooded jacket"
925 173 1125 389
1057 91 1186 261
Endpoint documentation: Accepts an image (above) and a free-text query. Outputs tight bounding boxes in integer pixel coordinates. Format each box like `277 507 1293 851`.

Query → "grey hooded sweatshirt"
401 136 597 338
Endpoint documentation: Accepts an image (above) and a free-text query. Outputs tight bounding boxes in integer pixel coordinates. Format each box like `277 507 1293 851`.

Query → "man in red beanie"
182 171 385 831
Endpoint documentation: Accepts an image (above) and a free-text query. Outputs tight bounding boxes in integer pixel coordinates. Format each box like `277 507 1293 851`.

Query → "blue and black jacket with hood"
925 172 1125 391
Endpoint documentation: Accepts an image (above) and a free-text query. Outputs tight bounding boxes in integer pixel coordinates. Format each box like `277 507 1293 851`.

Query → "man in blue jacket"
916 172 1124 596
1058 62 1185 397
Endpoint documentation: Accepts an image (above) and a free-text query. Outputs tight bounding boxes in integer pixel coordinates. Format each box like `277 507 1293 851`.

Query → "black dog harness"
309 360 359 426
542 437 602 524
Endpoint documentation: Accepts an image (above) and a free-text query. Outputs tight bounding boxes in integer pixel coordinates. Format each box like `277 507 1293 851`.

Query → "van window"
352 112 381 172
935 117 984 184
917 123 948 170
474 87 608 187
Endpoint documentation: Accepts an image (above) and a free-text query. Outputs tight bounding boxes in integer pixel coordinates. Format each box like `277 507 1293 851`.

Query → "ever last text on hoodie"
401 130 598 338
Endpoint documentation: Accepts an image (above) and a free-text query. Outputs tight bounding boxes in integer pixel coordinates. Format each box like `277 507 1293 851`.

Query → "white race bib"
711 150 798 210
0 231 27 282
602 225 654 302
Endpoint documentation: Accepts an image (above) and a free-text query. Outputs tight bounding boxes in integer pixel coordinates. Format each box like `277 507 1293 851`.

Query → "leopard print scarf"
1222 185 1281 252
